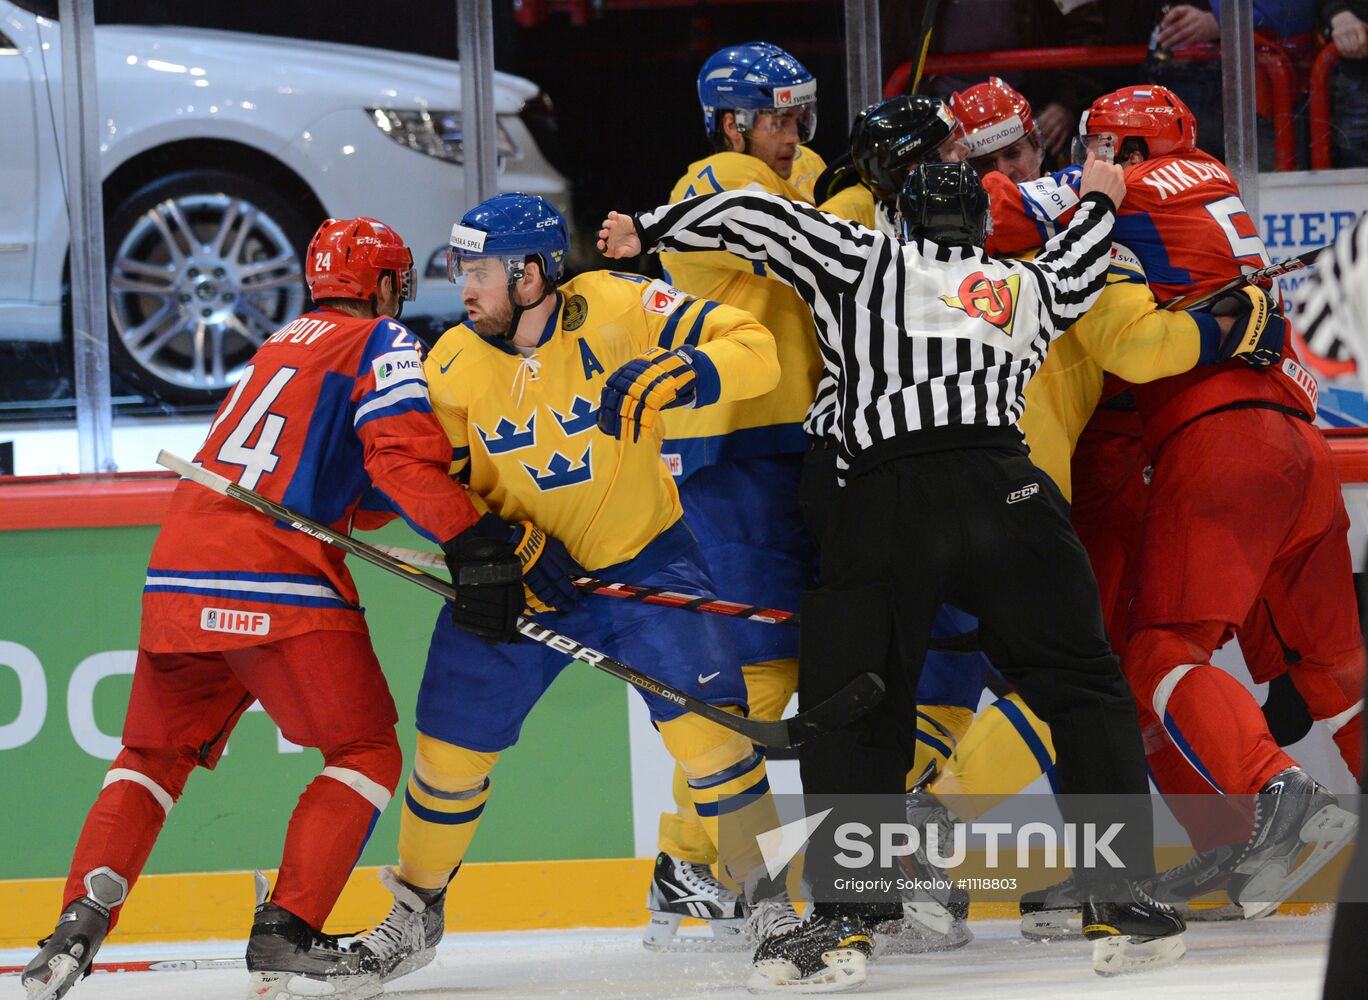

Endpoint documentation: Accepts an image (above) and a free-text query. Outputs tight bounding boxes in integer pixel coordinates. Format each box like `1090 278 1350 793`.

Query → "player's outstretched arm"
597 299 778 442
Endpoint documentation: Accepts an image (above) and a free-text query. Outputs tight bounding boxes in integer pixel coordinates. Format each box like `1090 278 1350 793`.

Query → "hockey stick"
907 0 942 95
374 542 798 626
0 958 246 975
1158 245 1326 311
371 542 984 653
155 452 884 748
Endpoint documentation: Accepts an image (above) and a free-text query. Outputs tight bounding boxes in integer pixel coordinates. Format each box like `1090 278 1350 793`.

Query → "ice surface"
0 913 1335 999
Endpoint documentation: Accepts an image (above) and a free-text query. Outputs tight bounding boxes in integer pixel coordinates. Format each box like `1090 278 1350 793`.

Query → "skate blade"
1091 934 1186 976
380 946 437 984
747 950 869 994
876 918 973 955
1177 899 1273 922
1237 803 1358 920
248 971 383 1000
1020 910 1082 941
642 911 746 952
901 900 953 937
24 955 80 1000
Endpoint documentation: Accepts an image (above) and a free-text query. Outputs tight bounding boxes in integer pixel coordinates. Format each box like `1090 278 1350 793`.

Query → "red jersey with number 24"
141 308 477 652
984 152 1318 450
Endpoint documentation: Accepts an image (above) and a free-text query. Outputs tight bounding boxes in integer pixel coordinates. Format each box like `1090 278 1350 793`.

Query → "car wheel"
104 170 313 403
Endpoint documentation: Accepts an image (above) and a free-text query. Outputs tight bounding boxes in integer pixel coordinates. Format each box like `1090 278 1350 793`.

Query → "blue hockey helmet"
447 192 569 286
697 41 817 143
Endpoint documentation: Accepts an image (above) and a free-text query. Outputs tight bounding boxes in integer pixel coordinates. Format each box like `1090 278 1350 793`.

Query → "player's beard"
469 295 515 339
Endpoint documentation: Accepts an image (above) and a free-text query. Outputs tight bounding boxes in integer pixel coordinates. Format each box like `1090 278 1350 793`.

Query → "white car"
0 0 570 402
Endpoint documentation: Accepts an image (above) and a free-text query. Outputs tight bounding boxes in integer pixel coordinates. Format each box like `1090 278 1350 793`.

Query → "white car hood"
95 23 539 113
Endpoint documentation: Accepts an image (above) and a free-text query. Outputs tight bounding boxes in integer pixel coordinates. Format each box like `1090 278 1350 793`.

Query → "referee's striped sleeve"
636 190 879 306
1298 214 1368 365
1019 191 1117 336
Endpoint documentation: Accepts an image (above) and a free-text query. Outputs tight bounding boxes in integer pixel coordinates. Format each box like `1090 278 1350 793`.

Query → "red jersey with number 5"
141 308 477 652
984 151 1317 449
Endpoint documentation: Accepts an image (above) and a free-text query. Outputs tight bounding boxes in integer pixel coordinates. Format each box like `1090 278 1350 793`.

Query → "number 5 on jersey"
208 364 297 489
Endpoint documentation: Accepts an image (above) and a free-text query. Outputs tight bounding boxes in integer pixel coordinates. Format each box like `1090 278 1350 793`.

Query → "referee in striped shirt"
600 154 1183 985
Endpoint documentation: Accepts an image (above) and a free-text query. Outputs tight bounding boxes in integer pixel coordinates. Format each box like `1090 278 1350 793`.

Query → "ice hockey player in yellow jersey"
645 41 831 942
351 194 799 985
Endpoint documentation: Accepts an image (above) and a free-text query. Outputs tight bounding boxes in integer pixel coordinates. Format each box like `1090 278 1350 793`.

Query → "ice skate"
1082 878 1187 976
748 904 875 994
879 855 972 953
21 895 112 1000
642 852 745 949
1226 767 1358 920
350 866 445 983
878 765 972 952
1018 875 1081 940
1145 843 1269 921
246 874 381 1000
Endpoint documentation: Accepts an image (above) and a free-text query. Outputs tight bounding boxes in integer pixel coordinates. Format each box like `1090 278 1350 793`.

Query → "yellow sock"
655 658 796 864
932 693 1056 819
397 734 499 891
659 710 781 888
907 704 974 790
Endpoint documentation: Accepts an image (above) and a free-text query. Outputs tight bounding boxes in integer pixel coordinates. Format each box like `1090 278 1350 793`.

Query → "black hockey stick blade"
773 671 887 748
157 451 883 748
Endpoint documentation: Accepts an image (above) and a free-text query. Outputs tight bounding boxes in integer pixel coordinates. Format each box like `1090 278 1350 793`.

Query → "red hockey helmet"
1078 84 1197 161
306 217 416 302
949 77 1037 158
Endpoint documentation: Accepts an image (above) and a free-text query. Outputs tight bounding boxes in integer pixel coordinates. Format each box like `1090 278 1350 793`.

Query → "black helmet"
897 162 991 247
850 95 957 208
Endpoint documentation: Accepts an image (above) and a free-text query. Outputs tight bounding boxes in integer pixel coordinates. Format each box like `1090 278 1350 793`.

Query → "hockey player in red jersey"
21 218 529 1000
986 85 1361 918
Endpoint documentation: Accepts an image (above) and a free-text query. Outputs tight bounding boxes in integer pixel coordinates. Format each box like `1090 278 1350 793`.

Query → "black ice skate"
21 895 112 1000
350 866 446 983
643 851 745 949
1226 767 1357 920
1145 843 1258 921
247 871 381 1000
748 904 875 994
1018 875 1081 940
879 769 971 953
1082 878 1187 976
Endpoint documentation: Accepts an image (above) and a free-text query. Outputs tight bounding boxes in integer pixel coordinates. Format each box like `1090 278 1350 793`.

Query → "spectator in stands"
878 0 1109 170
1324 1 1368 167
1151 2 1315 167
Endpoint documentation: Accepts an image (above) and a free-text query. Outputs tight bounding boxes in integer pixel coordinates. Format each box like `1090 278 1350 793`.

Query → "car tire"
103 169 314 404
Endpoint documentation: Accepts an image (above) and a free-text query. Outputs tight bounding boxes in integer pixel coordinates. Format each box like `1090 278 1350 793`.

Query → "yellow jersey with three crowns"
424 270 778 571
658 147 826 477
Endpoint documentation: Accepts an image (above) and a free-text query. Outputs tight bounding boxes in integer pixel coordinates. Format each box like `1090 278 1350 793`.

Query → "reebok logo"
697 671 720 686
1007 483 1039 504
757 808 834 879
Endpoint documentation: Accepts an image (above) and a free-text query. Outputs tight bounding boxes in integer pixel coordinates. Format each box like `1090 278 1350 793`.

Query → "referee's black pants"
797 442 1154 896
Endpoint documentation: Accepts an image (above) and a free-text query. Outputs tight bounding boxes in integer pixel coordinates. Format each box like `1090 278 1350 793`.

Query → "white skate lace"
745 898 801 941
675 860 736 899
355 900 423 961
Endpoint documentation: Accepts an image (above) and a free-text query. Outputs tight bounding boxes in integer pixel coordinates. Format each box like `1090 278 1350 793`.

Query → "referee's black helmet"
897 161 992 247
850 95 956 208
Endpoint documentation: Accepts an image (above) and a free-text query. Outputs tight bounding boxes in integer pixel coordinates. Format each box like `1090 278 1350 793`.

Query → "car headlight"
367 108 519 165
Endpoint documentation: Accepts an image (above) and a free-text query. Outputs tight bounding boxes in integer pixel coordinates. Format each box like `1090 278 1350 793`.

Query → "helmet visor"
1071 133 1117 166
447 251 523 288
738 105 817 144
